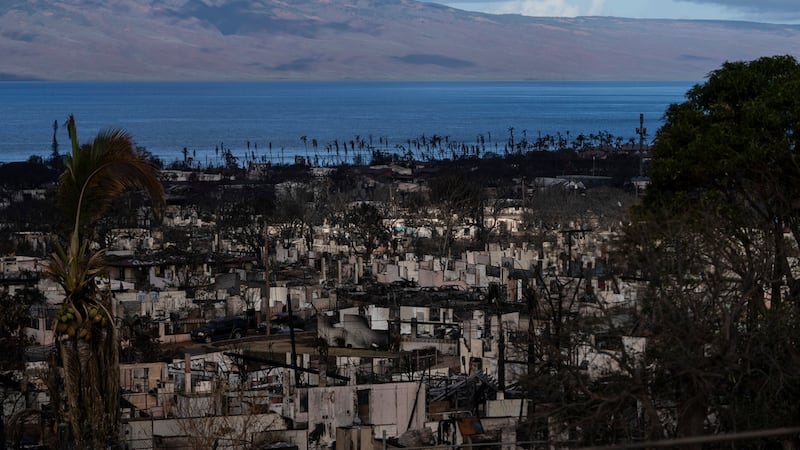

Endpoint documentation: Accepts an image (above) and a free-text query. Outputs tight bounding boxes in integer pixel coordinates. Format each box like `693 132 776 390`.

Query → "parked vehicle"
257 323 304 335
191 317 248 343
256 312 305 335
256 322 282 335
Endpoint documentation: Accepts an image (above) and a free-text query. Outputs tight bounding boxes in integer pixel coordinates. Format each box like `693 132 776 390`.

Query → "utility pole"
497 307 505 391
287 291 300 386
636 113 647 152
263 223 271 336
636 113 647 176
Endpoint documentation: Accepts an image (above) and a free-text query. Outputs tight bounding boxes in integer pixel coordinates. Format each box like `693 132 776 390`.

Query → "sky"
435 0 800 23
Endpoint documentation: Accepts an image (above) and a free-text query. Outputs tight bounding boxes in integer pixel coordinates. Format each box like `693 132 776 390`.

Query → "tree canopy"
626 55 800 445
645 54 800 214
643 54 800 303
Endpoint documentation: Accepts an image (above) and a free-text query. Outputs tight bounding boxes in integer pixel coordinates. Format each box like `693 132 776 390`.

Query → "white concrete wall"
304 382 425 447
485 398 530 418
366 305 391 331
123 412 285 449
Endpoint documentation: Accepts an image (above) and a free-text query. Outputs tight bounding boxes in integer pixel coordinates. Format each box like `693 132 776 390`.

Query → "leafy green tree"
633 55 800 445
42 115 164 449
644 54 800 303
517 56 800 448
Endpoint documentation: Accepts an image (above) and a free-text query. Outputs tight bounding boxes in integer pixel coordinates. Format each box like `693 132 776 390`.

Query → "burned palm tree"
42 114 165 448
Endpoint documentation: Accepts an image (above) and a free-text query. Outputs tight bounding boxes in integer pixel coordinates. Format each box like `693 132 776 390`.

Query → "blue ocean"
0 80 695 164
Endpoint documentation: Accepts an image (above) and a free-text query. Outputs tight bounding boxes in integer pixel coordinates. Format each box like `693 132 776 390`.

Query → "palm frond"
58 119 165 231
41 242 107 303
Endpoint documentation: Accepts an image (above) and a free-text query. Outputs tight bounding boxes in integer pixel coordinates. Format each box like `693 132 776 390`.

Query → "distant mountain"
1 0 798 80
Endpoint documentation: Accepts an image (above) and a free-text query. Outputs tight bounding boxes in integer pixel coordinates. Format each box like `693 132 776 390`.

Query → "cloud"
439 0 800 22
677 0 799 13
441 0 605 17
392 54 476 68
674 0 800 22
490 0 582 17
587 0 605 15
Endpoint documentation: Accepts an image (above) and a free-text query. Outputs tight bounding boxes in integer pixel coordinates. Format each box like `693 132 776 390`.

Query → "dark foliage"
0 161 58 188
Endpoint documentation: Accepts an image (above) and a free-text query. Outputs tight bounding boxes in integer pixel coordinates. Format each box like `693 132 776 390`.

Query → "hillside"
1 0 799 80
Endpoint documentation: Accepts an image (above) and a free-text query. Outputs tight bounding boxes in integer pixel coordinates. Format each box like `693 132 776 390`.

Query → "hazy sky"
435 0 800 23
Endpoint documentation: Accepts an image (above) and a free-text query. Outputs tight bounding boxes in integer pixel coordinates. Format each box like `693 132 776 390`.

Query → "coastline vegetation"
164 126 646 171
1 122 647 173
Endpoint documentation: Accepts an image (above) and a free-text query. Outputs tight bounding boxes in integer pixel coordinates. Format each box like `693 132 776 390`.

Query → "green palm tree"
42 114 165 448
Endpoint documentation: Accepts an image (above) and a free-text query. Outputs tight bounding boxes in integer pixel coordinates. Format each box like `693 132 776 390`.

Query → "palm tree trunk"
60 317 120 449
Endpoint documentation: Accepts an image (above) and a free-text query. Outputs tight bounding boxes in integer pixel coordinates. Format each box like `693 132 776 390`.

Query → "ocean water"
0 80 695 165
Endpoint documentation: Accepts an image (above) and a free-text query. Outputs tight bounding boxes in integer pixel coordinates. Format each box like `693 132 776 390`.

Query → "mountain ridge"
1 0 798 80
